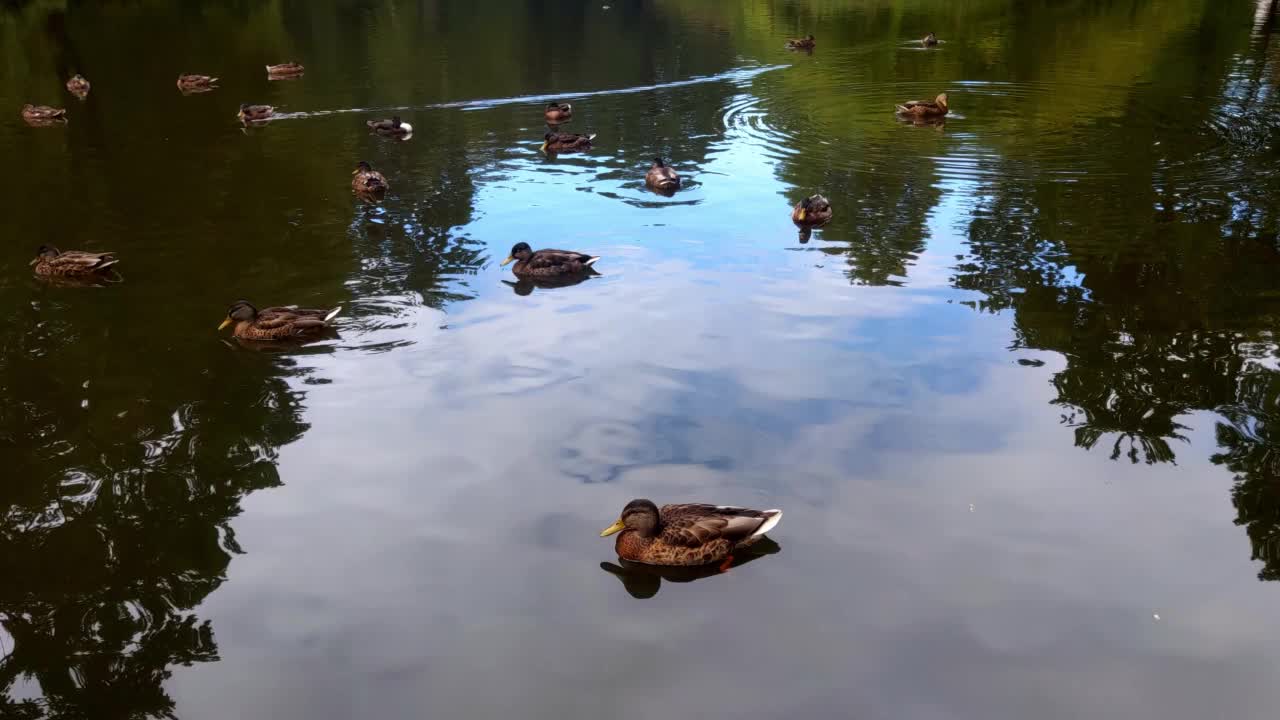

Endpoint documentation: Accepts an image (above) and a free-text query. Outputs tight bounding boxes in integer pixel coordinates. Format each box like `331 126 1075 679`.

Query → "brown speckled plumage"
792 194 833 226
501 242 599 279
30 245 118 277
896 93 949 118
541 131 595 153
66 75 90 98
266 62 304 78
352 161 389 194
218 300 341 340
544 102 573 125
602 499 782 567
22 104 67 123
177 74 219 92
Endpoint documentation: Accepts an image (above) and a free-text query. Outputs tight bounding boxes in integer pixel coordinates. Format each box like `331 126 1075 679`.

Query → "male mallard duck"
21 104 67 122
792 194 833 225
785 34 815 49
601 499 782 568
896 93 949 118
177 74 219 92
266 62 304 78
238 103 274 123
544 101 573 124
540 131 596 154
645 157 680 193
922 32 939 47
66 75 90 97
500 242 599 278
30 245 118 277
351 161 389 193
217 300 342 340
367 116 413 137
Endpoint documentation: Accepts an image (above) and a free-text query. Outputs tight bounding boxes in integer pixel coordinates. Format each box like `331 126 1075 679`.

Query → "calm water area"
3 0 1280 718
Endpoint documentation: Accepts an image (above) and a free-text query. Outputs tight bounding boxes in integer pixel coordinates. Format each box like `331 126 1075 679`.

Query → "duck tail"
584 256 601 267
323 306 343 323
753 509 783 537
586 133 598 141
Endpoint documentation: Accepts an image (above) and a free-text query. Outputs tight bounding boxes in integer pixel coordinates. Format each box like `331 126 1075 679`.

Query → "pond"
3 0 1280 718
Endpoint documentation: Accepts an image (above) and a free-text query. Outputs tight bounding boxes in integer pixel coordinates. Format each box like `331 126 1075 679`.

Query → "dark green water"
3 0 1280 717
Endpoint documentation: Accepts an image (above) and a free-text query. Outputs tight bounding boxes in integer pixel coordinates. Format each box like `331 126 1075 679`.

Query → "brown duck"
66 75 90 98
896 93 949 118
645 157 680 193
601 499 783 568
30 245 118 277
785 34 815 50
217 300 342 340
544 101 573 124
792 194 833 225
922 32 939 47
540 131 595 154
238 103 274 123
367 116 413 137
266 62 304 78
500 242 599 278
21 104 67 123
177 74 219 92
351 161 389 193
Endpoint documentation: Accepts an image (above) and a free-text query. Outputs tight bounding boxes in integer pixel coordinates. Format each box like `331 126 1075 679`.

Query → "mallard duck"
366 116 413 137
896 93 949 118
266 62 304 77
792 194 833 225
601 499 782 568
351 161 389 193
177 74 218 91
601 538 781 598
544 101 573 124
500 242 599 278
238 103 274 123
540 131 595 154
217 300 342 340
645 157 680 192
785 34 815 49
922 32 939 47
21 104 67 122
30 245 118 276
66 75 90 97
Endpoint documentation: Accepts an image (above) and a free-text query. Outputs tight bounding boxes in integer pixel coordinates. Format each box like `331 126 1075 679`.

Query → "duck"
217 300 342 340
500 242 599 278
645 157 680 192
792 194 833 225
540 131 596 154
544 101 573 124
30 245 118 276
21 104 67 122
785 34 815 50
922 32 939 47
65 74 90 97
366 116 413 137
266 62 304 77
351 161 389 193
177 74 219 91
896 93 949 118
238 103 274 123
601 499 783 568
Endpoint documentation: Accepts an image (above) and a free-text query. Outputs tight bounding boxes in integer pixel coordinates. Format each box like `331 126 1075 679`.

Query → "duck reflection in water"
503 267 601 296
600 538 782 599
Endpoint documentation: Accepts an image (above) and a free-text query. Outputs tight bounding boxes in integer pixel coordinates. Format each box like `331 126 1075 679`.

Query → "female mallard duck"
922 32 939 47
238 103 274 123
645 157 680 193
601 499 783 568
177 74 218 92
351 161 389 193
785 34 815 50
217 300 342 340
30 245 118 277
792 194 833 225
266 62 304 78
22 104 67 123
896 93 949 118
544 101 573 124
66 75 90 97
500 242 599 278
540 131 596 154
367 116 413 137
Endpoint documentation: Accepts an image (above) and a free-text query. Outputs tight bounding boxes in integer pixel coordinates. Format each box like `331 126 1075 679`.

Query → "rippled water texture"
4 1 1280 718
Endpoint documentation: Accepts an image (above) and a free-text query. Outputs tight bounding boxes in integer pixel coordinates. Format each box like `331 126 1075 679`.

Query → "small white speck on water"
80 399 89 409
1153 613 1161 621
82 380 90 389
968 504 975 512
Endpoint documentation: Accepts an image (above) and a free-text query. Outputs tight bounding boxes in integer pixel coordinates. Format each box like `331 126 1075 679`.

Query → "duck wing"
54 251 117 271
527 249 596 269
659 504 780 547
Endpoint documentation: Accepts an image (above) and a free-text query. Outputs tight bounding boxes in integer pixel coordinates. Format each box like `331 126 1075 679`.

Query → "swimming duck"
21 104 67 123
896 93 949 118
922 32 939 47
65 75 90 97
540 131 596 154
500 242 599 278
266 62 304 78
366 116 413 137
601 499 783 568
785 34 815 49
544 101 573 124
792 194 833 225
217 300 342 340
177 74 219 91
30 245 117 277
351 161 389 193
645 157 680 193
238 103 274 123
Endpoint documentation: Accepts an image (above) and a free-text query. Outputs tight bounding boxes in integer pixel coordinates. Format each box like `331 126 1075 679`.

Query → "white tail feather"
584 256 601 266
323 306 343 322
587 133 598 140
399 122 413 133
753 510 782 537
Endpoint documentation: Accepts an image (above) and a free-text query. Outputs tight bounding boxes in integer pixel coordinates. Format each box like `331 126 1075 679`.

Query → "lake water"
4 0 1280 718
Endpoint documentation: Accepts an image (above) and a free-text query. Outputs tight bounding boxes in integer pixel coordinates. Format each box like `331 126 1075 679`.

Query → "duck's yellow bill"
600 519 625 537
539 142 548 153
500 255 514 267
797 209 807 221
218 318 231 331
